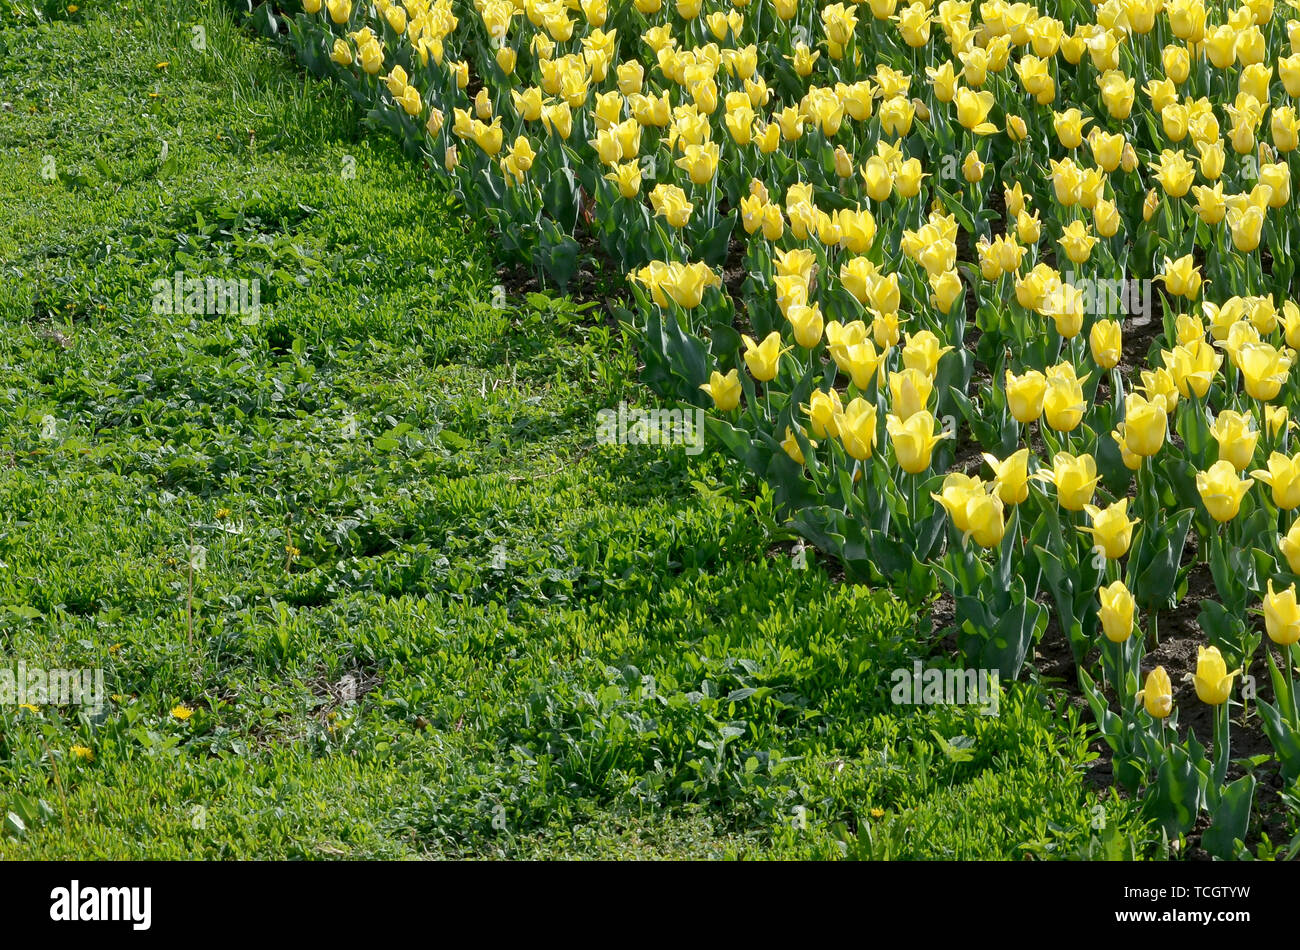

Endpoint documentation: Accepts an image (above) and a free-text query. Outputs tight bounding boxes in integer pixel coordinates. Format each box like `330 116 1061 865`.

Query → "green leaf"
1202 774 1255 859
1258 697 1300 781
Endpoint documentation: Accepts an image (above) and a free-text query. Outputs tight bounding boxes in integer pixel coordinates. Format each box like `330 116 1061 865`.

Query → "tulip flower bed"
252 0 1300 855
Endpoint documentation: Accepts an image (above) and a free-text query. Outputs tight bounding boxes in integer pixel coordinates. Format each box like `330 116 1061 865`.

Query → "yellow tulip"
326 0 351 24
1151 149 1195 198
1097 69 1135 118
932 473 985 535
1277 47 1300 91
842 341 886 390
1005 183 1028 218
887 410 949 474
1048 157 1083 206
1016 209 1041 244
1058 221 1097 265
800 387 842 439
787 303 824 350
901 330 953 378
1160 254 1202 300
1206 408 1258 473
661 262 721 309
1252 453 1300 510
1005 369 1047 423
1093 199 1122 238
838 208 877 254
1239 342 1292 401
1090 319 1122 369
1088 129 1125 172
674 142 719 185
1261 162 1292 208
1014 265 1053 311
983 449 1030 506
964 490 1006 549
953 87 997 134
1140 367 1180 414
1204 25 1237 68
1138 666 1174 718
1264 579 1300 646
1196 460 1254 522
888 367 933 420
358 40 385 74
617 61 644 97
1034 452 1100 511
604 161 641 199
860 156 892 202
896 3 931 47
1198 140 1225 180
926 61 960 103
1098 580 1136 642
781 426 813 465
742 331 790 382
700 369 741 412
835 397 878 461
1281 519 1300 574
1167 0 1206 42
1053 107 1091 149
1163 339 1221 399
1142 188 1159 221
1267 404 1293 439
1118 393 1167 457
1227 203 1266 252
1081 499 1139 560
1193 646 1238 706
1043 364 1088 432
647 185 691 230
1162 44 1190 84
1191 183 1226 225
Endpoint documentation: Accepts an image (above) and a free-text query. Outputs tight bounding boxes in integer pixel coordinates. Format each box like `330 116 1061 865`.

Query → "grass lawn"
0 0 1152 859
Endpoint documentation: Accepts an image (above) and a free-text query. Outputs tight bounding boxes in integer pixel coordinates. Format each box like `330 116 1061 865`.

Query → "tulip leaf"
1257 697 1300 782
1197 600 1247 668
1202 775 1256 860
790 505 869 558
1145 741 1208 836
948 386 998 449
955 578 1043 681
696 216 736 268
1034 544 1087 667
1265 647 1296 722
1130 508 1193 611
1093 431 1131 497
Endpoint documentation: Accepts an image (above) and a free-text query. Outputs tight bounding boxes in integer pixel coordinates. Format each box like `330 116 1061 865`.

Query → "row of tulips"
270 0 1300 852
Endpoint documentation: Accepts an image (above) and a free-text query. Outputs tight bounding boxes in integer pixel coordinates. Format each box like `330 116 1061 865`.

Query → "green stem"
1287 648 1298 730
1213 700 1231 790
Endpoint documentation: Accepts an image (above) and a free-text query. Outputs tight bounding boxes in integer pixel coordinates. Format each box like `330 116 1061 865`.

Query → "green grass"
0 0 1152 859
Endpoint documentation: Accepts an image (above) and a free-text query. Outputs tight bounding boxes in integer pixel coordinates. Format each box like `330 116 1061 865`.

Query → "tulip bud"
1139 666 1174 718
1264 579 1300 646
1193 646 1238 706
1098 581 1136 642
